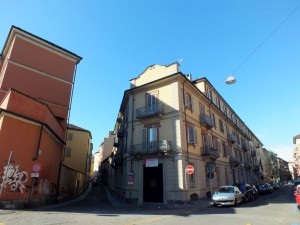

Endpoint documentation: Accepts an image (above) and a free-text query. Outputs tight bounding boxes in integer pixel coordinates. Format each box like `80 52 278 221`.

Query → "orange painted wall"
10 37 75 82
0 115 63 207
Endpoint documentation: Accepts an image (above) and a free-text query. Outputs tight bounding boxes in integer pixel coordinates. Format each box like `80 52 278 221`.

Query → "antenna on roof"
225 74 237 85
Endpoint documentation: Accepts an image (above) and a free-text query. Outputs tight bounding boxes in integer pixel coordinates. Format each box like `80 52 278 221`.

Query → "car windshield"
218 187 234 193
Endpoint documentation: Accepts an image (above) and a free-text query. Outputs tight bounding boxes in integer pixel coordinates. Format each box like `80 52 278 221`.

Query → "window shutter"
142 128 147 148
194 126 198 144
191 96 194 111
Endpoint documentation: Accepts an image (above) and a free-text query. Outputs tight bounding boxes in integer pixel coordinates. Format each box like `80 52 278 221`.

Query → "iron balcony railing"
244 163 252 170
253 165 260 172
199 114 214 129
227 133 237 144
129 140 172 155
230 156 241 167
201 145 220 159
241 140 250 152
136 103 164 119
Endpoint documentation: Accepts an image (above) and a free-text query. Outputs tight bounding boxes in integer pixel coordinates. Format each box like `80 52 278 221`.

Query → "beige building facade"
58 124 92 201
108 63 264 205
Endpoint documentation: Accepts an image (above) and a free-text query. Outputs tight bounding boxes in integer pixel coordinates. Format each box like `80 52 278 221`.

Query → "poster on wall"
145 159 158 167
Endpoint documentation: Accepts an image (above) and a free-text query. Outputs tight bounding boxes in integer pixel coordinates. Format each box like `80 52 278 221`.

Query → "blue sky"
1 1 299 161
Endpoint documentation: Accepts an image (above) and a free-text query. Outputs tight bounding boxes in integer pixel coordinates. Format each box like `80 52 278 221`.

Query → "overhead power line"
231 4 300 75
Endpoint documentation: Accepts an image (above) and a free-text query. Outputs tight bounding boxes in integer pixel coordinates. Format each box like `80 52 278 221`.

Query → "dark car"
256 184 267 195
235 183 255 202
251 185 259 199
265 183 274 193
271 182 279 190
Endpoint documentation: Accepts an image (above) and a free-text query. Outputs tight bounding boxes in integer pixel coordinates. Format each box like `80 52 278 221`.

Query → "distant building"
98 131 115 163
106 63 264 205
0 26 81 208
293 134 300 179
59 124 92 201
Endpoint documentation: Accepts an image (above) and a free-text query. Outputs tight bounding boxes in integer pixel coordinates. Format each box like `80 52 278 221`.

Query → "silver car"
212 186 243 206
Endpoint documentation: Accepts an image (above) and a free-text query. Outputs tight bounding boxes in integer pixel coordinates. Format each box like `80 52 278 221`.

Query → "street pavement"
36 183 212 212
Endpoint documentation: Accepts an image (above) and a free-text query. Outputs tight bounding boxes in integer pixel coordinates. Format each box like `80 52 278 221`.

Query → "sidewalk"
103 185 212 210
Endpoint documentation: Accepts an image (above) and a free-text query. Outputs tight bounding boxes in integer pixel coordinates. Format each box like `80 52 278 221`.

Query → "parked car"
251 185 260 199
235 183 255 202
265 183 274 193
271 182 279 190
294 185 300 211
212 186 243 206
256 184 267 195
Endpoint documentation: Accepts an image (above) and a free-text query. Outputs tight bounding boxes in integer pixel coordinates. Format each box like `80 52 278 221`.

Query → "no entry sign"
186 165 194 174
32 163 42 173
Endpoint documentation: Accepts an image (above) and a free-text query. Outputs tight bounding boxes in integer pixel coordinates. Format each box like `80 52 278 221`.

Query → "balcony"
113 137 120 147
129 140 172 156
251 150 257 157
253 165 260 172
199 114 214 129
227 133 237 144
201 146 220 159
244 163 252 170
136 103 164 119
230 157 241 167
241 141 250 152
117 126 125 138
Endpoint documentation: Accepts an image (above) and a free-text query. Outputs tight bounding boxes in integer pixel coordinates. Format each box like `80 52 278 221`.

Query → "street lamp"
225 75 237 85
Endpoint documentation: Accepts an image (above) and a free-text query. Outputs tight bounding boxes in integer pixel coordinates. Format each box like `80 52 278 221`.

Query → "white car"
212 186 243 206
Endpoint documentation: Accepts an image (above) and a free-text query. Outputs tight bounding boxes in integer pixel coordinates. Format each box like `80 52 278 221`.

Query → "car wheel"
234 198 237 206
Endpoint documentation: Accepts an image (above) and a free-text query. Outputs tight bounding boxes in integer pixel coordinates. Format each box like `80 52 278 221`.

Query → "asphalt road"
0 184 299 225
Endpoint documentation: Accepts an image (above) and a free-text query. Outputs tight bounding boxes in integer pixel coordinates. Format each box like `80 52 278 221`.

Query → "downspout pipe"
32 124 44 161
182 79 189 165
130 90 135 172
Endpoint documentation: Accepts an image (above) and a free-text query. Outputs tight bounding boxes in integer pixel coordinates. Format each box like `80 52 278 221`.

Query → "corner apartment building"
106 63 264 205
0 26 81 208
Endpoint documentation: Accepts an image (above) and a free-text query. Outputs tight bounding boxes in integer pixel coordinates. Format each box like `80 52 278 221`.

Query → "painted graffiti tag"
1 165 28 194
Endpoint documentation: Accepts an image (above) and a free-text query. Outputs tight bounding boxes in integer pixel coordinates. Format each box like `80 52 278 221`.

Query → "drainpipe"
32 124 44 161
56 64 78 203
130 90 135 204
182 79 189 165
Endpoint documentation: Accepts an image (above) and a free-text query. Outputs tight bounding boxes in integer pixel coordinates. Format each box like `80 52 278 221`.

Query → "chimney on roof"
186 74 192 80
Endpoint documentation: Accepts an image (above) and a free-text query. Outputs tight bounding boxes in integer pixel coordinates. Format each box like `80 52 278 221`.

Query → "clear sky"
1 1 299 162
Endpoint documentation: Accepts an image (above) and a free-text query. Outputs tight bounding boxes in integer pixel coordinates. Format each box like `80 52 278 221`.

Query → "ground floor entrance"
143 163 163 203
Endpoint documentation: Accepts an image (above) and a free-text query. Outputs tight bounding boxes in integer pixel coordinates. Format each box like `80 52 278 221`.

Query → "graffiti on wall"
38 179 56 195
0 164 28 194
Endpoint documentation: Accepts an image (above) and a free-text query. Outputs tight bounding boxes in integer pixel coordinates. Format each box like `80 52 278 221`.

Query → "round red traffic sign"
32 163 42 172
186 165 194 174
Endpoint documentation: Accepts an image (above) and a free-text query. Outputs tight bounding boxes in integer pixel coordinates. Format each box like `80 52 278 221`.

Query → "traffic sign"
186 165 194 174
32 163 41 172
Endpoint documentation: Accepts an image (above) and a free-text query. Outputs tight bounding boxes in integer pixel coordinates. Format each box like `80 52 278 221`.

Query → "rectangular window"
222 142 227 157
211 113 216 128
146 92 158 113
142 126 158 152
216 98 221 109
65 147 71 157
187 124 197 144
219 119 224 132
184 91 194 111
199 103 205 115
67 133 73 141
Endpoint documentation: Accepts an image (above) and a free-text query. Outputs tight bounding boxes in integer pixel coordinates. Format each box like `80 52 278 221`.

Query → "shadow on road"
23 184 296 217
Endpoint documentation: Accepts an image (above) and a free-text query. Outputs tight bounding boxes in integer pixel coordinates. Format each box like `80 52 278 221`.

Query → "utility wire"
231 4 300 75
